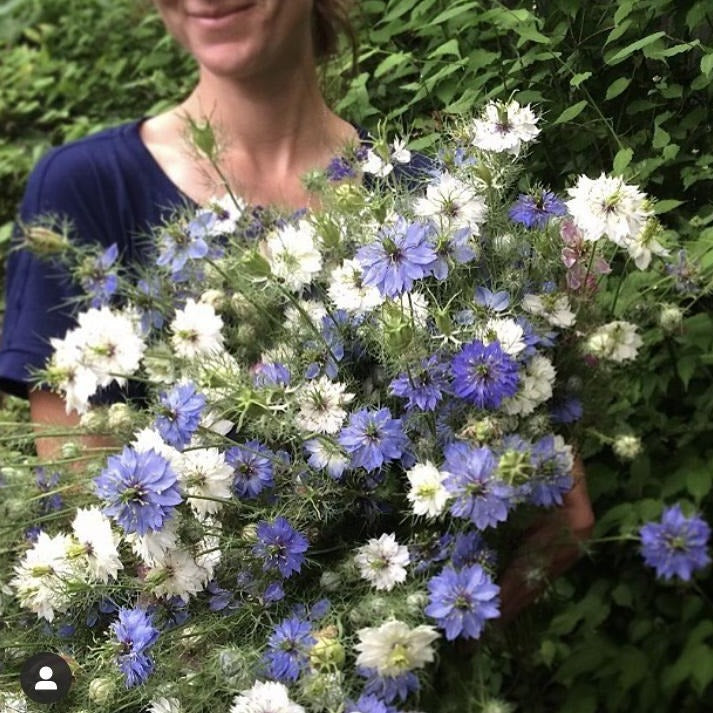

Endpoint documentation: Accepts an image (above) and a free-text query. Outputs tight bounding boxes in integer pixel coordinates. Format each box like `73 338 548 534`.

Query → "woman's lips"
188 3 255 28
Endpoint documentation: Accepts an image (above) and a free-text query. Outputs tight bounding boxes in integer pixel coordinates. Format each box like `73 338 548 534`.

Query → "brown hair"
312 0 358 67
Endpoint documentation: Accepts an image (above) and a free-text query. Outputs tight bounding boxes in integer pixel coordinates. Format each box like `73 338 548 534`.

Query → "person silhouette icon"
34 665 58 691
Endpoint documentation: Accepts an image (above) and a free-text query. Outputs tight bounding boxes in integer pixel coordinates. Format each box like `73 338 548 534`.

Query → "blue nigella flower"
157 219 210 275
207 580 238 613
389 354 450 412
94 446 182 536
431 226 477 280
451 531 496 569
450 340 520 410
640 504 711 581
81 242 119 308
148 595 190 630
443 442 512 530
253 517 309 579
35 467 62 514
412 533 453 575
154 382 206 450
665 249 700 293
226 440 275 498
526 434 574 507
509 190 567 229
356 216 437 298
253 362 291 387
550 396 583 424
346 694 396 713
338 407 409 472
111 607 159 688
310 598 331 620
474 286 510 312
304 438 350 480
326 155 357 182
264 616 315 682
358 667 420 704
263 582 285 604
135 278 164 334
425 564 500 640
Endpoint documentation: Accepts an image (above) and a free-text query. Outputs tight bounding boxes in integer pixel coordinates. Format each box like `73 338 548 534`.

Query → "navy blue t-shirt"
0 120 433 399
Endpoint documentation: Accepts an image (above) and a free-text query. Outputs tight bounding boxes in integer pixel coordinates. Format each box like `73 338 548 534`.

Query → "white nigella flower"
71 507 123 582
502 354 556 416
146 548 209 602
470 100 540 155
132 427 183 470
626 218 670 270
48 331 99 414
230 681 305 713
12 531 75 621
328 259 384 314
521 293 576 328
387 290 430 329
0 693 27 713
477 317 526 356
361 149 394 178
75 307 146 388
586 320 643 362
195 523 222 581
354 533 410 591
414 172 487 231
284 299 328 332
296 376 355 434
265 220 323 291
205 193 245 235
355 620 439 677
171 298 225 359
126 514 179 567
565 173 653 246
391 137 412 164
406 462 450 518
174 447 233 517
149 697 182 713
612 433 643 461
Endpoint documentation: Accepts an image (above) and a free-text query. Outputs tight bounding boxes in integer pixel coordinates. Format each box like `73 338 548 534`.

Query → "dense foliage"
1 0 712 711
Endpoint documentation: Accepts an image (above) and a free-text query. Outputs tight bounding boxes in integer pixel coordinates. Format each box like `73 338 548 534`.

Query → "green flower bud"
88 677 115 704
659 303 683 334
23 226 70 255
612 434 642 461
497 449 535 486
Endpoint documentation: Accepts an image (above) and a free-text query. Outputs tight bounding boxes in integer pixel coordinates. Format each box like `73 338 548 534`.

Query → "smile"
188 3 256 27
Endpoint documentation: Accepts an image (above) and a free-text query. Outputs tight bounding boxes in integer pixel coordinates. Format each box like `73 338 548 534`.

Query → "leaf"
605 76 632 100
570 71 592 88
552 100 588 125
606 32 666 65
613 147 633 175
701 53 713 77
686 465 712 502
428 39 460 59
374 51 412 79
654 199 684 214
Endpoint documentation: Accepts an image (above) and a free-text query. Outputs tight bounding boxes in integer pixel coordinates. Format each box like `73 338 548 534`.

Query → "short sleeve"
0 146 126 398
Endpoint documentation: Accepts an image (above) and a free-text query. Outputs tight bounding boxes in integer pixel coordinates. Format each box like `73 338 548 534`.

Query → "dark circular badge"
20 652 72 704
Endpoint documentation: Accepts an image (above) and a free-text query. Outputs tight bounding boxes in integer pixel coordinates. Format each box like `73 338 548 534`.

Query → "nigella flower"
389 354 450 411
226 440 275 498
263 582 285 605
474 286 510 312
358 668 420 704
253 362 291 387
411 533 453 575
665 248 700 293
80 242 119 308
264 616 315 682
431 226 477 280
135 278 164 334
154 382 206 450
35 467 62 514
253 516 309 579
304 438 350 480
157 220 209 275
425 564 500 640
450 340 520 409
640 504 711 581
356 216 437 298
112 607 159 688
326 155 357 182
94 446 182 536
526 435 574 507
346 694 396 713
451 531 496 569
442 442 512 530
509 190 567 229
550 396 583 424
338 407 410 472
207 580 238 613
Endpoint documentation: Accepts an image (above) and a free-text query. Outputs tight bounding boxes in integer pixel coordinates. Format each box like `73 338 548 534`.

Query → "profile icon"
20 652 72 704
34 666 58 691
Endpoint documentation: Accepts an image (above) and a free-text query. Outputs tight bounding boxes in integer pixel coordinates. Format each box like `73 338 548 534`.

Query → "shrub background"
1 0 712 710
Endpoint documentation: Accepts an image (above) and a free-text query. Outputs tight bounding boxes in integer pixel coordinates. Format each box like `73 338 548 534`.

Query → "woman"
0 0 593 619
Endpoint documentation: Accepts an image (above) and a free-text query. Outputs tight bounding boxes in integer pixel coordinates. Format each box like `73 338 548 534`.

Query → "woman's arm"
498 455 595 623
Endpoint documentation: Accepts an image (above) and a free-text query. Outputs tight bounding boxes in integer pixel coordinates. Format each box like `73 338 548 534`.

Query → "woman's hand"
497 454 595 623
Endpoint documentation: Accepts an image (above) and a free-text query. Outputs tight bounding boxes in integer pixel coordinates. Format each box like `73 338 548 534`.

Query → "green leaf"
374 51 412 79
605 76 632 100
613 147 633 175
701 53 713 77
570 71 592 88
654 199 684 214
552 100 588 125
428 39 460 59
686 465 712 502
606 32 666 65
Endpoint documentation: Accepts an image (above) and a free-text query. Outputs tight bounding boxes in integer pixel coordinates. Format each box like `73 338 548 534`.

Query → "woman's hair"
312 0 358 66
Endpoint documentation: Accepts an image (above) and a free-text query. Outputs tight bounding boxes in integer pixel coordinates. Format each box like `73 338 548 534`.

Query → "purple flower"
111 607 159 688
157 219 209 275
226 440 275 498
358 668 420 704
450 340 519 409
425 564 500 640
80 243 119 308
452 531 496 569
411 533 453 574
338 407 409 472
389 354 450 411
509 190 567 229
94 446 182 535
154 382 205 450
207 580 237 613
263 582 285 604
443 442 512 529
35 468 62 514
356 217 437 297
326 155 357 181
253 362 291 387
310 598 331 620
474 287 510 312
135 278 164 333
304 438 350 480
665 249 700 293
550 397 583 424
640 504 711 581
253 517 309 578
264 616 315 682
346 694 396 713
526 435 573 507
431 226 477 280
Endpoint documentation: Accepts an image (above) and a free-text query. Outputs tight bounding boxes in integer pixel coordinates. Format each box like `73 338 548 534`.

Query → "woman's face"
154 0 316 80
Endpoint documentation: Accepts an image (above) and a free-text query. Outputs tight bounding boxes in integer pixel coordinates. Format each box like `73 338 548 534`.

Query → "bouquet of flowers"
0 99 710 713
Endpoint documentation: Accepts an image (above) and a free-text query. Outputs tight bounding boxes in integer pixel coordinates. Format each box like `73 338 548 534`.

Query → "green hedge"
1 1 712 710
